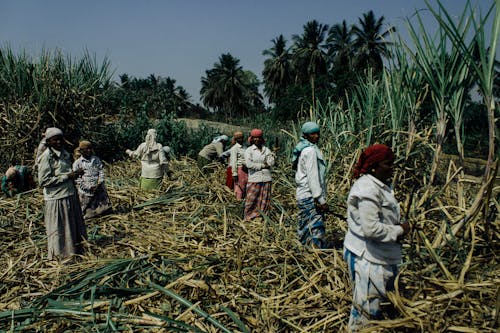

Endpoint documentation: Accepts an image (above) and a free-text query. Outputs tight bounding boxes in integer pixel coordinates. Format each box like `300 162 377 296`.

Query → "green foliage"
156 113 189 157
200 53 265 120
113 74 192 119
94 109 152 162
0 47 113 169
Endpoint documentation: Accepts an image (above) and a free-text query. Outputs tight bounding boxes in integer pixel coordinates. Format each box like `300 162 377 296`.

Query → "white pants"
344 249 398 332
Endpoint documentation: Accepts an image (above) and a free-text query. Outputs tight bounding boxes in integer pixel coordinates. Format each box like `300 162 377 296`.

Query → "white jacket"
344 174 404 265
229 143 246 176
127 142 167 179
295 146 327 204
244 145 275 183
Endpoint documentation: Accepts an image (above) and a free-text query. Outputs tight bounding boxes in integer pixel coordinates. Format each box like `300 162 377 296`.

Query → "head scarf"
250 128 263 137
213 135 229 143
232 132 243 145
249 128 265 145
292 122 324 170
301 121 320 135
45 127 63 140
78 140 92 149
5 167 17 180
144 129 158 154
353 144 394 179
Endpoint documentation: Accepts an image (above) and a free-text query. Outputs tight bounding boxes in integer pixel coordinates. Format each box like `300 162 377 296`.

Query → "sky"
0 0 496 104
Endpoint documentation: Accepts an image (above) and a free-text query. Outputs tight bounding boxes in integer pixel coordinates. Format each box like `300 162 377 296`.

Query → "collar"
366 174 392 191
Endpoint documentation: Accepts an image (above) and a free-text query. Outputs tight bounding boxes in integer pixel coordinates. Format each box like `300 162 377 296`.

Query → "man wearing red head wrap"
244 128 275 220
343 144 410 331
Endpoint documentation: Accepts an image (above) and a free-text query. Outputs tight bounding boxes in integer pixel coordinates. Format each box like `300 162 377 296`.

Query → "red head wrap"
249 128 265 145
353 144 394 179
250 128 263 137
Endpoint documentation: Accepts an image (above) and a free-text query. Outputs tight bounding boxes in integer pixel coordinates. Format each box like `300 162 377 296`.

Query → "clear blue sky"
0 0 495 104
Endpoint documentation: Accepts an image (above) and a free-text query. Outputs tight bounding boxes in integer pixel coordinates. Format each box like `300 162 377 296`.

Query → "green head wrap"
301 121 320 135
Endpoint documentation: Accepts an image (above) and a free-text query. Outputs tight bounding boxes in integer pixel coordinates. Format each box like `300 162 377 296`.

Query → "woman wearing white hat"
38 127 87 260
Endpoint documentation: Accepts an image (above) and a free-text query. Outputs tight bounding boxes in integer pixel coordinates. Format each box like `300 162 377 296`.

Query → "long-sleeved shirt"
229 143 246 176
38 148 76 200
73 155 105 197
344 174 404 265
244 145 275 183
127 143 167 178
295 146 327 204
198 141 224 161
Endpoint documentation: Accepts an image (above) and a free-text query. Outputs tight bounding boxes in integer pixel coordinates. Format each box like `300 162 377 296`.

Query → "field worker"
38 127 87 260
162 145 173 178
293 121 328 248
126 129 167 190
1 164 36 197
229 131 248 200
73 140 112 219
343 144 410 332
197 135 229 172
244 128 275 221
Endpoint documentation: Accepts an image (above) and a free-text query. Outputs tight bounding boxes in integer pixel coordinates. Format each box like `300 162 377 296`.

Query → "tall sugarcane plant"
427 0 498 181
0 48 113 169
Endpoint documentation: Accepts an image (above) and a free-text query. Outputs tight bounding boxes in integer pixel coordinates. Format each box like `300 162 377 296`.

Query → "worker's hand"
401 222 411 235
125 149 132 155
397 222 411 241
314 199 329 213
69 169 84 179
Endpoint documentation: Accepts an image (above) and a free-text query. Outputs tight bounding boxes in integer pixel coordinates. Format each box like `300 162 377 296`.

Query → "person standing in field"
343 144 410 332
293 121 328 248
73 140 112 219
229 131 248 200
126 129 168 190
244 128 275 220
197 135 229 172
1 164 36 197
38 127 87 260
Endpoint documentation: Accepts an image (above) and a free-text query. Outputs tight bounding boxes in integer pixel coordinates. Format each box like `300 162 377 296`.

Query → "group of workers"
292 122 410 332
197 128 275 221
2 121 410 332
197 121 410 331
2 128 113 259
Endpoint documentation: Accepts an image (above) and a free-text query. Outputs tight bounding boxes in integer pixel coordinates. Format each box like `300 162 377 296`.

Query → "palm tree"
292 20 330 108
200 53 262 120
351 10 394 73
262 35 293 104
326 20 355 98
327 20 354 70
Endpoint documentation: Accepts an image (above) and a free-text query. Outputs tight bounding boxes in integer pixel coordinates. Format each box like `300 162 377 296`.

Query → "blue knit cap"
301 121 320 135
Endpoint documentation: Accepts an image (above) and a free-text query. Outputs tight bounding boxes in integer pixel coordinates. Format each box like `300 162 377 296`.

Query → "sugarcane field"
0 1 499 332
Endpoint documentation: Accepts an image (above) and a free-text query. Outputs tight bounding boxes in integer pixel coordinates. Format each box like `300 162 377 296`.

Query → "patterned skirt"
344 248 398 331
79 185 112 219
297 197 326 248
234 166 248 200
244 181 271 220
